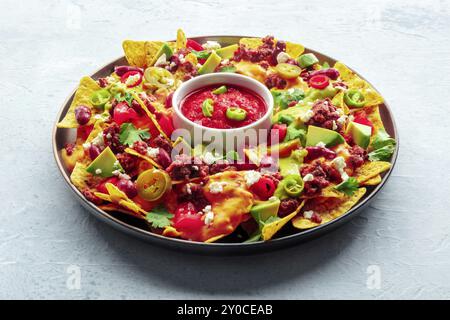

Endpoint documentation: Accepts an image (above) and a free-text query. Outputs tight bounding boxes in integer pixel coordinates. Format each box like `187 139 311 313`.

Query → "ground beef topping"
300 160 342 196
306 99 342 131
278 198 300 218
82 189 103 205
116 152 139 177
346 145 367 170
177 183 209 210
103 123 125 153
234 35 287 66
265 74 287 89
166 154 209 181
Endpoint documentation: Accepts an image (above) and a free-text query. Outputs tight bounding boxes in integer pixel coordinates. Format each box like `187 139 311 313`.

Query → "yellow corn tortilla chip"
334 62 383 107
94 183 147 217
261 200 305 240
61 140 87 172
99 203 145 220
205 234 227 243
122 40 147 67
145 41 165 67
57 77 101 128
176 29 187 49
130 92 172 144
234 61 267 83
163 226 181 238
331 91 350 114
355 161 391 183
239 37 262 49
361 174 382 186
124 147 162 169
70 162 94 190
286 41 304 58
365 105 385 134
300 185 345 199
292 188 366 229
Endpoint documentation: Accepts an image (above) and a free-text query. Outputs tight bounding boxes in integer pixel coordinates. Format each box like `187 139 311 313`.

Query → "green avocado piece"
297 53 319 68
279 149 307 177
152 43 173 65
198 51 222 75
216 44 238 59
86 147 123 177
250 199 281 223
303 85 337 104
306 125 345 147
346 121 371 149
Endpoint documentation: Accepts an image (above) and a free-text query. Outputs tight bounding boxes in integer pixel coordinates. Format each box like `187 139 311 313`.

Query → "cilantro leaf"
335 177 359 196
284 125 306 145
146 205 173 229
272 88 305 109
119 123 150 147
368 130 396 161
191 50 211 60
114 92 133 105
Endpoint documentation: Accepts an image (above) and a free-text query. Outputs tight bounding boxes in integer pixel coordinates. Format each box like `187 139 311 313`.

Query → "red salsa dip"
180 84 267 129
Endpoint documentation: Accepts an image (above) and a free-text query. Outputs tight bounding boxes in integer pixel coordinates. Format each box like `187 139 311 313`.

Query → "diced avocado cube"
306 125 345 147
251 199 281 223
297 53 319 68
151 43 173 65
198 51 222 75
346 121 371 149
216 44 238 59
86 147 123 177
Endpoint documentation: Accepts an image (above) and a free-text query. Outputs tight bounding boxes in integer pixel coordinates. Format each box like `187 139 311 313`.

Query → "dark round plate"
52 36 399 255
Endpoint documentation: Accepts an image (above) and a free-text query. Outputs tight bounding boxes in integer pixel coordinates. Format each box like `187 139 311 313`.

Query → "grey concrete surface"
1 0 449 299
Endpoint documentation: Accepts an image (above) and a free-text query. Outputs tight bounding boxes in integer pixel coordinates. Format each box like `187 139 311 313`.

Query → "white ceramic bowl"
172 73 274 153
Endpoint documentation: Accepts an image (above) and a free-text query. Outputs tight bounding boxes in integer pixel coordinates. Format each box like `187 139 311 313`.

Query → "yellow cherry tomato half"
136 169 172 201
275 63 302 80
143 67 175 90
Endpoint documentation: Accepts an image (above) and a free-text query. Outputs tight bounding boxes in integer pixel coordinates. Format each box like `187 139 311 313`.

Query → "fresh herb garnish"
146 205 173 229
191 50 211 60
272 88 305 109
114 92 134 105
368 130 396 161
119 123 150 147
284 125 306 144
335 177 359 196
219 66 237 73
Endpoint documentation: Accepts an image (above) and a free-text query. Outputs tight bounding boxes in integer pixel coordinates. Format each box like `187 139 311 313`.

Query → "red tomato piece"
77 124 94 140
158 114 175 137
97 177 119 194
186 39 204 51
250 177 276 200
270 123 287 143
113 102 138 125
309 75 330 89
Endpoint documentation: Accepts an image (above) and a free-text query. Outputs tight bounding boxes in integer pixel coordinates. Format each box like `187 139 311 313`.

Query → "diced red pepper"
157 114 175 137
186 39 204 51
353 112 373 132
77 124 94 140
309 75 330 89
120 70 143 88
250 177 276 200
96 177 119 194
113 102 138 125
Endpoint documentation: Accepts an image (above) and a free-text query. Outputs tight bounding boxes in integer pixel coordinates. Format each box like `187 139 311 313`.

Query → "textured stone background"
1 0 449 299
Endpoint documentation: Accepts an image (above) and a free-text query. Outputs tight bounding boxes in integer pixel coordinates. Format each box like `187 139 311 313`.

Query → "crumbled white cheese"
112 169 121 176
106 133 112 140
337 115 347 126
202 41 221 50
221 59 229 65
154 53 168 67
301 109 314 122
202 151 220 165
82 142 91 150
276 52 291 64
316 141 327 148
196 63 202 69
146 147 160 158
303 173 314 182
125 73 141 86
331 156 349 181
244 170 262 187
105 76 117 84
268 196 279 202
163 77 174 87
186 184 192 195
178 54 186 64
95 168 102 175
202 205 214 225
91 132 105 148
192 165 199 171
303 210 314 219
348 114 355 122
209 181 226 194
119 173 131 180
332 120 338 131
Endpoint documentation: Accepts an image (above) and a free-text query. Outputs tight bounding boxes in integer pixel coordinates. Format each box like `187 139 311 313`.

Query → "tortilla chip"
70 162 94 190
261 200 305 240
205 234 227 243
239 37 262 49
122 40 147 68
355 161 391 183
124 147 162 169
361 174 382 186
292 188 366 229
61 140 87 172
176 29 187 49
94 183 146 217
331 91 350 114
131 92 172 143
365 105 385 134
57 77 101 128
145 41 165 67
334 62 383 107
99 203 145 220
286 41 304 58
234 61 267 83
163 226 181 238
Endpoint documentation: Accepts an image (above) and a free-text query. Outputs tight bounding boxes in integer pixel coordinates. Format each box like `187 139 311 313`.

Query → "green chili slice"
201 98 214 117
282 174 304 197
344 89 366 107
212 85 227 94
90 89 111 110
226 107 247 121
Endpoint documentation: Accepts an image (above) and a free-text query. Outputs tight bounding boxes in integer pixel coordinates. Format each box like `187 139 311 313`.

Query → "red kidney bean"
116 179 138 198
157 148 172 168
74 105 91 125
165 92 173 108
305 146 337 162
310 68 340 80
88 144 101 160
114 66 143 77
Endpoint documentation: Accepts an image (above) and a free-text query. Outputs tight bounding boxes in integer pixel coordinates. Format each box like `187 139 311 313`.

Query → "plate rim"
52 35 399 253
